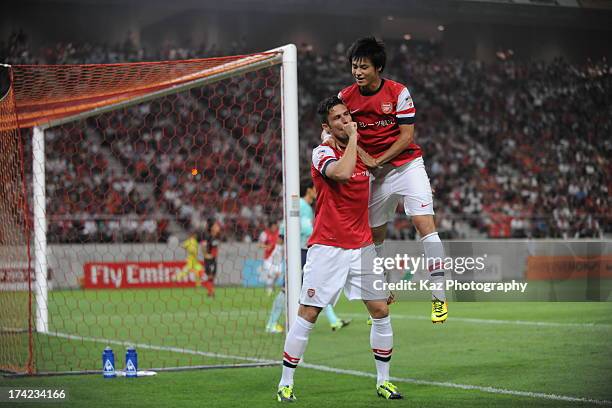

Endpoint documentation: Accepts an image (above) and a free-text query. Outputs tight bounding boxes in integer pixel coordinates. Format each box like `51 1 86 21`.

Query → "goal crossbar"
30 52 283 131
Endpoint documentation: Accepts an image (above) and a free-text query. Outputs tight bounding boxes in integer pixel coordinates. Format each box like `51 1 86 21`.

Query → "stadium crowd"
3 30 609 242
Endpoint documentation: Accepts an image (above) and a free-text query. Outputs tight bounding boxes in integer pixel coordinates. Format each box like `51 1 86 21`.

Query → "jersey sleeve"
258 231 267 243
396 87 416 125
311 145 338 177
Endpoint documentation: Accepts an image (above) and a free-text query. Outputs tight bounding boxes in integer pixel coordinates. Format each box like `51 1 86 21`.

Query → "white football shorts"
369 156 434 228
261 258 281 279
300 244 389 307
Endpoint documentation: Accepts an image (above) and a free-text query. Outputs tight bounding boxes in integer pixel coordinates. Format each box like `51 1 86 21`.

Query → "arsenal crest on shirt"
381 102 393 114
307 288 315 297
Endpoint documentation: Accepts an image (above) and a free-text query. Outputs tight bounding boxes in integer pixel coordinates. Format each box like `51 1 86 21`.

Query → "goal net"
0 47 301 374
0 66 34 374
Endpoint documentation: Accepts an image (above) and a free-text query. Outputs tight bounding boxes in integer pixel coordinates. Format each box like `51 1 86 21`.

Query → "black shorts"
205 259 217 277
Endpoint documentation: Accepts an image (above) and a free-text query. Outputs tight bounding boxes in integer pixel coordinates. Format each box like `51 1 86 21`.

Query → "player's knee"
413 215 436 237
366 301 389 319
371 224 387 245
298 304 322 323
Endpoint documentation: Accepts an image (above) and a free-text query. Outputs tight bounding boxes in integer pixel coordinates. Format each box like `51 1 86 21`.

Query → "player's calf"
276 306 321 399
365 300 399 396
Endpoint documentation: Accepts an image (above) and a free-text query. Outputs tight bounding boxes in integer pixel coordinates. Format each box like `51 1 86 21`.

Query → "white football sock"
370 315 393 386
279 316 314 387
421 232 447 301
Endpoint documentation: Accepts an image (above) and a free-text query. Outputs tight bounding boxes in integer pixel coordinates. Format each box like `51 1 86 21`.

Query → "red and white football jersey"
308 144 372 249
258 228 279 260
339 78 421 167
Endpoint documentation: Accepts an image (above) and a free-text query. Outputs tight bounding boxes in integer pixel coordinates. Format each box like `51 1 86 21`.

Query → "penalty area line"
44 331 611 405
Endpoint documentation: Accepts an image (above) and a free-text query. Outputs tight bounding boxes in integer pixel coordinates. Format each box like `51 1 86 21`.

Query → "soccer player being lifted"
338 37 448 323
276 97 402 402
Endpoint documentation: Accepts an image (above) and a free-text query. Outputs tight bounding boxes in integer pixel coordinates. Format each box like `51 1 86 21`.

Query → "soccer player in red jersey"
259 220 281 296
201 219 221 298
338 37 448 323
276 97 402 402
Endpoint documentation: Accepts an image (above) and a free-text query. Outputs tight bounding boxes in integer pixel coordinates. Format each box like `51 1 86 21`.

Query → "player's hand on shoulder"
357 147 378 169
321 130 338 149
321 130 332 143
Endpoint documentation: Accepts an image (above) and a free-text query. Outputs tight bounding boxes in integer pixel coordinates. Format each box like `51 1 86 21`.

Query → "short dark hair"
317 96 343 124
300 179 313 197
347 37 386 72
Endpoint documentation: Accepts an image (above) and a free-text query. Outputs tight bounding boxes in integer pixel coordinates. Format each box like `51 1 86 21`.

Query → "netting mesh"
9 53 279 129
0 79 33 373
3 55 290 373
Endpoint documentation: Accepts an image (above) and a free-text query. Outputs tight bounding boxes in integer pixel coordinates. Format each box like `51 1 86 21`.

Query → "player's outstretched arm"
325 122 359 182
372 124 414 166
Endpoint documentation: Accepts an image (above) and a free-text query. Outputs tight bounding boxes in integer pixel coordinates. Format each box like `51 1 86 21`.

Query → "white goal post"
30 44 302 336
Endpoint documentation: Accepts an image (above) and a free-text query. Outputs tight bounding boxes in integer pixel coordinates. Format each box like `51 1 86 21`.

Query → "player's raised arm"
324 122 358 182
313 96 360 183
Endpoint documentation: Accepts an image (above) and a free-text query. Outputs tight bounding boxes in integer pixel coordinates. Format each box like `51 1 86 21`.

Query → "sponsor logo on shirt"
357 118 396 128
352 170 371 178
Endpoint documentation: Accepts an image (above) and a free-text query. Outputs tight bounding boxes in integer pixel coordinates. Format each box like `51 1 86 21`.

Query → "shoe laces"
382 381 397 392
433 300 444 314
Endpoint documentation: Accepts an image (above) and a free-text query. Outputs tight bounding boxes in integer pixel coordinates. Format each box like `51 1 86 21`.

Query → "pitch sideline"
343 313 612 330
43 331 612 406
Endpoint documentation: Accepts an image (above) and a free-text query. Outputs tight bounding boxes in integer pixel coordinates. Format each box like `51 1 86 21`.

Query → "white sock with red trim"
279 316 314 387
370 315 393 386
421 231 447 301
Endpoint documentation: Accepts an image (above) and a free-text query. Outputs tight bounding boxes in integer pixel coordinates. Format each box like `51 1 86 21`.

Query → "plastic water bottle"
125 347 138 378
102 347 116 378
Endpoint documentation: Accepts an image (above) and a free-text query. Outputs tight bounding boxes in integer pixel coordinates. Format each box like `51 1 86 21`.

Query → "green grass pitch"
1 287 611 407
